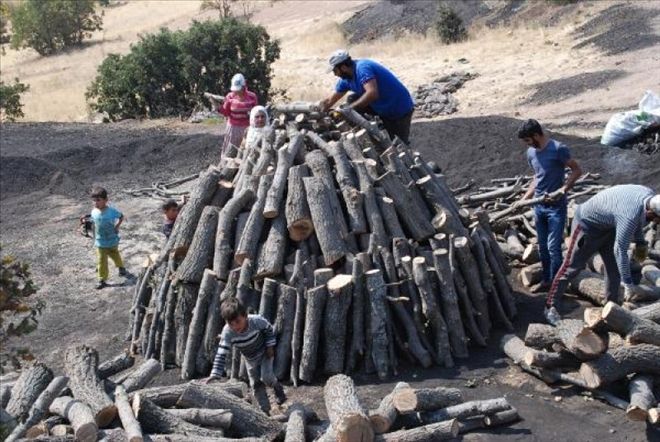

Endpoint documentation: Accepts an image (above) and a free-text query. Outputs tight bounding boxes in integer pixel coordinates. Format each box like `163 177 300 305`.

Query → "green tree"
10 0 102 56
0 248 44 373
0 79 30 122
87 18 280 121
0 3 10 50
435 5 467 44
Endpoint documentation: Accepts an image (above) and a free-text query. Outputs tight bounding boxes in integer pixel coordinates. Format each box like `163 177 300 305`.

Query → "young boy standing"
90 186 128 289
161 199 180 239
207 298 286 413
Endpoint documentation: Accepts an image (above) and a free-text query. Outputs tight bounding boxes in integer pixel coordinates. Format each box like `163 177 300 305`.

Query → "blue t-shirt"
335 59 414 119
527 139 571 201
91 206 122 248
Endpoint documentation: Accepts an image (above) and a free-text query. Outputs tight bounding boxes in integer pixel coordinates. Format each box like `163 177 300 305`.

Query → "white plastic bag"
601 90 660 147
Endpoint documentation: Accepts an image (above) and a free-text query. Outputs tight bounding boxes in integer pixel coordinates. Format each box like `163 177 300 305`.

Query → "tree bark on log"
285 165 314 241
415 176 466 236
524 323 558 349
290 281 306 387
6 362 53 423
324 374 374 442
303 176 349 265
160 283 178 368
632 301 660 324
258 278 279 324
64 345 116 427
166 408 232 430
474 210 510 275
132 395 225 439
453 236 491 338
393 387 464 413
555 319 608 361
369 382 410 434
122 359 162 393
347 256 366 373
212 189 255 280
131 381 246 408
274 284 297 381
264 135 302 219
48 396 97 442
182 269 217 379
602 301 660 345
449 240 486 347
256 215 288 279
421 398 512 424
642 264 660 287
432 249 469 358
175 207 219 284
235 174 274 265
569 270 618 306
520 263 543 287
174 384 281 438
5 376 69 442
579 344 660 388
98 351 135 380
196 280 225 375
354 161 388 249
377 171 434 241
626 374 655 421
115 385 143 442
174 283 198 367
412 257 453 367
374 419 458 442
366 269 391 380
523 348 578 369
324 274 354 375
476 228 517 318
283 403 306 442
299 285 327 383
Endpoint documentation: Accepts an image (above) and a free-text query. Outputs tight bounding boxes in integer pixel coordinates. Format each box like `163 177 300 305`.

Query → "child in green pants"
90 186 128 289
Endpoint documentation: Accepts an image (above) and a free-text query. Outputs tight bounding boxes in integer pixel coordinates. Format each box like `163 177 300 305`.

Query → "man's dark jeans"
535 203 567 284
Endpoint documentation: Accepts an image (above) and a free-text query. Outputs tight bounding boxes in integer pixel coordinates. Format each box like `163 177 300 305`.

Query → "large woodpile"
124 102 517 385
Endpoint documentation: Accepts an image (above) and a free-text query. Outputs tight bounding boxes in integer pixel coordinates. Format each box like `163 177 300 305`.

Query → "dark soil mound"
524 69 627 105
573 4 660 55
411 116 660 190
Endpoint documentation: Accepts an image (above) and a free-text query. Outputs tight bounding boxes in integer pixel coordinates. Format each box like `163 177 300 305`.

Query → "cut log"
522 243 539 264
283 403 306 442
175 384 281 438
303 176 349 265
476 228 517 318
626 375 655 421
353 161 388 250
555 319 608 361
299 284 327 383
412 256 453 367
235 174 274 265
197 280 225 375
290 274 306 387
393 387 463 413
432 249 469 358
347 256 366 373
256 215 288 279
569 270 619 306
175 206 219 283
98 351 135 380
48 396 97 442
524 323 558 349
212 188 255 280
602 301 660 345
5 376 69 442
6 362 53 423
365 269 391 380
579 344 660 388
374 419 458 442
264 135 302 218
132 394 225 439
377 196 405 239
323 274 353 375
166 408 232 429
369 382 410 434
520 263 543 287
504 227 525 256
450 243 486 347
274 283 297 381
160 283 178 368
182 269 217 379
324 374 374 442
642 264 660 287
632 301 660 324
115 385 143 442
131 381 246 408
421 398 512 424
649 408 659 425
285 165 314 241
64 345 117 427
122 359 162 393
453 236 491 338
377 171 434 241
523 348 578 369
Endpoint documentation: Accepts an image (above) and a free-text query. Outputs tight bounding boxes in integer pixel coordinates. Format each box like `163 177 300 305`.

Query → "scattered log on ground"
98 351 135 380
323 374 374 442
283 403 307 442
392 387 463 413
554 319 608 361
115 385 143 442
374 418 459 442
626 375 655 421
166 408 232 430
122 359 162 393
579 344 660 388
6 362 53 423
48 396 97 442
421 398 512 423
601 301 660 345
369 382 410 434
632 301 660 324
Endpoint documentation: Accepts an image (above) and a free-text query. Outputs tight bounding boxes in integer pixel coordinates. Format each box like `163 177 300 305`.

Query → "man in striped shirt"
545 185 660 324
206 298 286 412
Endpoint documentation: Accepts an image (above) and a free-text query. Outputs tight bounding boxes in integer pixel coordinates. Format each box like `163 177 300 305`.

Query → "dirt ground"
2 118 658 441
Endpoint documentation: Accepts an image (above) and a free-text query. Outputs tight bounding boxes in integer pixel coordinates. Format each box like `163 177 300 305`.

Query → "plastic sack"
601 90 660 147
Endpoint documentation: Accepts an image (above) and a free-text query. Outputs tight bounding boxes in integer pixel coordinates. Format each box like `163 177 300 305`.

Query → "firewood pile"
412 72 477 118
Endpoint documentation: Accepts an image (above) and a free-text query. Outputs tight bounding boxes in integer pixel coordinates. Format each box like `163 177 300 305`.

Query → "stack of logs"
0 357 522 441
124 101 518 389
501 300 660 425
455 172 660 309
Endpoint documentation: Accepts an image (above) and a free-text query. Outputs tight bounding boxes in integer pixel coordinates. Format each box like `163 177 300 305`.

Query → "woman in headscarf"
216 73 258 160
244 105 270 149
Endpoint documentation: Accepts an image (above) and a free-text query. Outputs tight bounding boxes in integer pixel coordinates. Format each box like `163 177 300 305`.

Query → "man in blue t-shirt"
514 119 582 324
320 49 415 144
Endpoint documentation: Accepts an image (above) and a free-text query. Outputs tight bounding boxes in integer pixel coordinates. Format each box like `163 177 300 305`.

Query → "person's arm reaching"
348 79 379 112
614 218 638 287
320 91 347 112
560 158 582 194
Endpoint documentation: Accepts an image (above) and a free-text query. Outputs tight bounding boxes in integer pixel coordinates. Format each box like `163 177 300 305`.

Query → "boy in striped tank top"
206 298 286 413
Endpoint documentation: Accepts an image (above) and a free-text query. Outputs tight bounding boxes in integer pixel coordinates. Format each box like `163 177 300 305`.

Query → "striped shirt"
576 184 654 285
210 314 276 378
219 89 258 127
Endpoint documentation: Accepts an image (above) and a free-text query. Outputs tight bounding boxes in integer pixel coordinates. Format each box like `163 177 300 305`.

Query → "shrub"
435 5 467 44
10 0 102 56
87 18 280 121
0 248 44 373
0 79 30 122
0 3 10 49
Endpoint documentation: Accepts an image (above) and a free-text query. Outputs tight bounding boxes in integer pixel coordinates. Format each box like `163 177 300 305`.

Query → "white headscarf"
245 106 270 148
